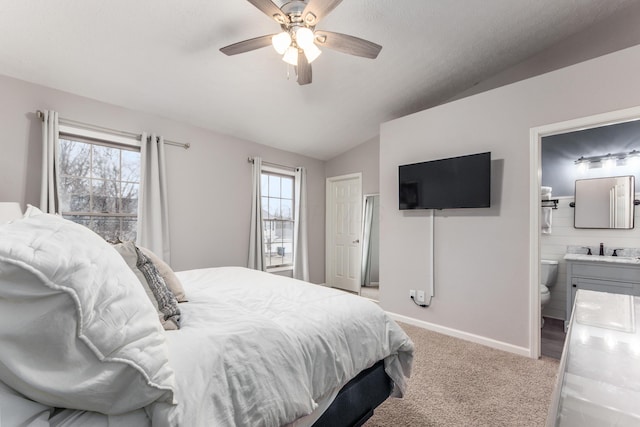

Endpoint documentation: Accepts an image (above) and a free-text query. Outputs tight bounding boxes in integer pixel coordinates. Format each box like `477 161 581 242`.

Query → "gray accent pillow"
135 246 181 330
139 246 188 302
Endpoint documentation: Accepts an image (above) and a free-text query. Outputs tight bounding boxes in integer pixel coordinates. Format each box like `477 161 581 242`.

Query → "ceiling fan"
220 0 382 85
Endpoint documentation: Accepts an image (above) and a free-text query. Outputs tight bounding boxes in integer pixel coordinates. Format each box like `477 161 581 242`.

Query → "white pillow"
0 209 176 414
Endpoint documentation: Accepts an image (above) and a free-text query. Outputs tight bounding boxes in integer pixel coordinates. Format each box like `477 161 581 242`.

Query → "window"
58 135 141 241
261 170 294 268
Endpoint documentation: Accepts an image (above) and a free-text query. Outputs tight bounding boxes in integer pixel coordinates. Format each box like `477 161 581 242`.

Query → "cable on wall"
425 209 435 307
410 209 435 308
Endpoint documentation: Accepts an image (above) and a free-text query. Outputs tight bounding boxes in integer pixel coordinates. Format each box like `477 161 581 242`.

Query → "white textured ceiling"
0 1 636 160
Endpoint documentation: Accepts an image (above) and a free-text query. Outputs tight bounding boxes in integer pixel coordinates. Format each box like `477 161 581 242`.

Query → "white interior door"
326 174 362 292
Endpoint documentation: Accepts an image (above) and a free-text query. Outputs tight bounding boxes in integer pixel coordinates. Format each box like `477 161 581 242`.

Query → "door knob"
353 239 360 244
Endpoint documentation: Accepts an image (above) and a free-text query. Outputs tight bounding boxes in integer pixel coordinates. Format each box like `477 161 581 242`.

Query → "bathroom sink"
564 253 640 264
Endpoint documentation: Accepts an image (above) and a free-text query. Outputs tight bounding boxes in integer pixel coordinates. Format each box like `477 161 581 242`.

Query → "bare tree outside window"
261 172 294 268
58 137 140 241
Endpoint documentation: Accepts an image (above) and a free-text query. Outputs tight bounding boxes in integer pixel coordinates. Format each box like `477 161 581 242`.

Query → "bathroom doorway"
529 106 640 358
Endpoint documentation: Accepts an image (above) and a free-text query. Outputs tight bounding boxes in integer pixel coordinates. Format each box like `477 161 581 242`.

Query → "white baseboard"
386 311 532 358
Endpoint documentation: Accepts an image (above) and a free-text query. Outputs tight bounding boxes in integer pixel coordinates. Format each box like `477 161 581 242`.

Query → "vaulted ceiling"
0 0 637 159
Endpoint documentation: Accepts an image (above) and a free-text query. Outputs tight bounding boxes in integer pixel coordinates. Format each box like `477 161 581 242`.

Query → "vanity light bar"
575 150 640 167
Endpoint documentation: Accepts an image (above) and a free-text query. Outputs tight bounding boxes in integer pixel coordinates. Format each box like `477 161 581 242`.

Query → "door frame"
325 173 363 291
528 105 640 358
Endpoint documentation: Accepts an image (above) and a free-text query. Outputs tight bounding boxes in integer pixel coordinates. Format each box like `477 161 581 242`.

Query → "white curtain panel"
137 133 171 264
293 167 309 281
360 196 374 286
248 157 265 271
39 110 60 214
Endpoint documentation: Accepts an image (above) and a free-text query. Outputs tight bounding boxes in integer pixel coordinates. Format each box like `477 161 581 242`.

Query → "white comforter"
6 266 413 427
150 267 413 427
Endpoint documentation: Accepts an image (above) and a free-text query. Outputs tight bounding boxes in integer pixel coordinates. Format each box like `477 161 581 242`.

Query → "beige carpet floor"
365 323 560 427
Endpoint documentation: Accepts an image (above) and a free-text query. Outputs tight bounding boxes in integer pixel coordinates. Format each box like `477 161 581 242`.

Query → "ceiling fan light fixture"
221 0 383 85
295 27 315 50
282 46 298 66
304 43 322 63
272 31 292 54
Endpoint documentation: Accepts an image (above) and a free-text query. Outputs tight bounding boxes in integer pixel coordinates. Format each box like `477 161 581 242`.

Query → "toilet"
540 259 558 327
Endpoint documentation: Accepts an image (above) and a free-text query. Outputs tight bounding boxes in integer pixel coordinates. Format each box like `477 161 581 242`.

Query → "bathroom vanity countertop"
546 290 640 426
564 253 640 264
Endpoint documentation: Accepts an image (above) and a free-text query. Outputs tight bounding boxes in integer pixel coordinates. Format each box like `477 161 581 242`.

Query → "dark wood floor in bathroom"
541 317 566 359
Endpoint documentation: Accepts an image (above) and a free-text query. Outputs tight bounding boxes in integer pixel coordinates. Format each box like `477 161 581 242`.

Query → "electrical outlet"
417 291 426 303
409 290 416 300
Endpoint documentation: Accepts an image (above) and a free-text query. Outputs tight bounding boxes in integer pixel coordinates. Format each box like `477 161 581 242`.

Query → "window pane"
282 242 293 265
121 217 137 241
275 221 283 244
120 182 139 214
121 150 140 182
59 177 90 212
262 196 270 219
280 199 292 220
282 221 294 241
276 244 287 258
264 244 273 266
92 145 120 180
281 176 293 199
93 217 121 241
261 174 269 196
91 179 117 213
269 197 280 219
59 139 91 178
269 175 281 198
263 219 275 244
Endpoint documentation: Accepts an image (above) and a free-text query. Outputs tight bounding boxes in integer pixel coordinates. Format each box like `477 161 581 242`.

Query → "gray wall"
325 136 380 195
0 74 326 283
380 44 640 353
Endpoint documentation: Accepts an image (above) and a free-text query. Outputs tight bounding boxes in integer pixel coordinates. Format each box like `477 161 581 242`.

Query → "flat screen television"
399 152 491 210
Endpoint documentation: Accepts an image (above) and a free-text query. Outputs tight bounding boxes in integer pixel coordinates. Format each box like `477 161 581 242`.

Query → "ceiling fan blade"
314 31 382 59
302 0 343 26
297 51 312 85
246 0 288 24
220 34 275 56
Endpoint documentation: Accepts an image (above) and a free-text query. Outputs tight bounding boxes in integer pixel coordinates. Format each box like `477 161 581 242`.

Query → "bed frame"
313 360 392 427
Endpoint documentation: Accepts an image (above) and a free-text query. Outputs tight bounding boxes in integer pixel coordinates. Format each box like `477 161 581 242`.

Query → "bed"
0 208 413 427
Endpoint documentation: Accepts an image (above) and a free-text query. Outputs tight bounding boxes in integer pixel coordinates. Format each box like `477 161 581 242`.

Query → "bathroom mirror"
574 176 635 229
360 194 380 301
